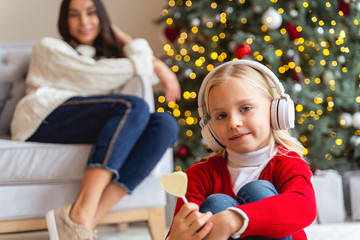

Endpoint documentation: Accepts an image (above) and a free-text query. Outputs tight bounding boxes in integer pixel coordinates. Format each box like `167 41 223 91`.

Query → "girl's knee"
237 180 278 204
203 193 229 203
242 180 276 192
200 194 238 214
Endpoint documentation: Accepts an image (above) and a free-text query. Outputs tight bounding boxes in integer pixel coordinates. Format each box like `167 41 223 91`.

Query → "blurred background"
0 0 166 56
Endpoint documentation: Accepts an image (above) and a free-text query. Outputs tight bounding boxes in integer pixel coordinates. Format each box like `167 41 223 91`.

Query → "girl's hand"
204 210 244 240
169 203 214 240
153 58 181 102
111 24 132 45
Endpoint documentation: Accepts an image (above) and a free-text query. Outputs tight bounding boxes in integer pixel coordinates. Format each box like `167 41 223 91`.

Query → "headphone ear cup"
270 100 280 130
201 123 225 152
271 98 295 130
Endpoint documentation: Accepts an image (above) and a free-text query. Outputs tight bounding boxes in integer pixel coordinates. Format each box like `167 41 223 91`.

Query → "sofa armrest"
118 75 155 112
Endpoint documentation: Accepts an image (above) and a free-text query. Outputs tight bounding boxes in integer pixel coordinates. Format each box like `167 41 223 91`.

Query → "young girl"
167 60 316 240
11 0 180 239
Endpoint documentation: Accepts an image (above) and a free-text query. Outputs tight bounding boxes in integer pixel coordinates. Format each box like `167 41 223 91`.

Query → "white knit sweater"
11 37 158 141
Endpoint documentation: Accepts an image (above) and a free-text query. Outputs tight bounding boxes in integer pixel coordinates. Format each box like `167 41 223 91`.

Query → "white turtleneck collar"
226 145 277 195
227 146 276 168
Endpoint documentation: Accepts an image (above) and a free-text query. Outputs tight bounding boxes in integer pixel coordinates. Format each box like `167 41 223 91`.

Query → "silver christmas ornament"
317 27 324 34
350 136 360 147
261 8 283 30
292 83 302 93
356 2 360 11
289 9 298 18
184 69 193 77
355 138 360 147
353 112 360 129
337 55 346 64
322 70 335 85
190 18 200 27
174 11 181 19
286 49 295 58
225 6 234 14
339 113 353 128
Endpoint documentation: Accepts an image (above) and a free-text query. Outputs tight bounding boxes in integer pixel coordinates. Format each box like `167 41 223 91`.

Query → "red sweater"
169 148 316 239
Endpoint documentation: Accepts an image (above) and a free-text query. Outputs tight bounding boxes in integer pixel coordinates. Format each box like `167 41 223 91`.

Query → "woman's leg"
27 95 152 230
237 180 292 240
90 112 179 228
89 182 127 229
68 168 115 228
67 95 155 229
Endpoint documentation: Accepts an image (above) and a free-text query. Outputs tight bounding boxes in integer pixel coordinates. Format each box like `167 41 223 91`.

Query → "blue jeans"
199 180 292 240
27 95 179 193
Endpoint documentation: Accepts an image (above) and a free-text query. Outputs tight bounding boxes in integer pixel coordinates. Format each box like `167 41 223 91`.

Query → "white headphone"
197 60 295 152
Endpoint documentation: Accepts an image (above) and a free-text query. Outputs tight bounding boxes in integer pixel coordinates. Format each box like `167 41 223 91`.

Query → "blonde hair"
203 64 304 158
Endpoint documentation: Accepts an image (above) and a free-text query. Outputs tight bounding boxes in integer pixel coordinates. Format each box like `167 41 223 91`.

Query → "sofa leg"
117 222 129 232
0 218 47 233
147 207 166 240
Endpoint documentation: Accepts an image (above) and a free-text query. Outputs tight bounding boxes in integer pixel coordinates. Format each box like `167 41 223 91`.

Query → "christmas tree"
156 0 360 170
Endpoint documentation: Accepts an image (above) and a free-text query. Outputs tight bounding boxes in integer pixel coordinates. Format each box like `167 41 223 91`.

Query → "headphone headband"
197 59 289 119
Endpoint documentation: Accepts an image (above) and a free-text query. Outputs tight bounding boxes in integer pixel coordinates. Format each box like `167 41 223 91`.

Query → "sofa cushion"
0 140 90 183
0 44 33 137
0 139 172 184
0 176 166 221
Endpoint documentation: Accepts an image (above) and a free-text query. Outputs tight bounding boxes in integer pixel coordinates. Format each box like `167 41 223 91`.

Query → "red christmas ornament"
285 23 301 40
290 69 304 83
338 0 350 16
176 145 190 160
164 26 181 43
234 44 251 58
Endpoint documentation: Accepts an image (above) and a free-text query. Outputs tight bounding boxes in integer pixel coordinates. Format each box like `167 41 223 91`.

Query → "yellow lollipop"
160 171 188 203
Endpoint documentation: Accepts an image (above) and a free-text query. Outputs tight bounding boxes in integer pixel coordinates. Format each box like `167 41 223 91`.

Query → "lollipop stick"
181 196 188 204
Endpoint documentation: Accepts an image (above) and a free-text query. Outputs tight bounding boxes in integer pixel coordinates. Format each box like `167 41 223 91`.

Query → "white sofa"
0 42 173 239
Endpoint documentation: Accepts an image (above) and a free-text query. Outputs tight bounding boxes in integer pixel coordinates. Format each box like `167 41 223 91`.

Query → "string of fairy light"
158 0 360 158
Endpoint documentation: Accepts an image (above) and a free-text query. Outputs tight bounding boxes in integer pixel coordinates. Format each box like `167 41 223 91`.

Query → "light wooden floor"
1 221 360 240
0 223 153 240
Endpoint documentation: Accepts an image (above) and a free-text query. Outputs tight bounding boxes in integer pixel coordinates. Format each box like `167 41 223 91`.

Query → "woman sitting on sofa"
10 0 180 239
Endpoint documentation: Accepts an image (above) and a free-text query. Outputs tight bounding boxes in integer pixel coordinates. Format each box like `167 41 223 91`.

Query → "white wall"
0 0 167 56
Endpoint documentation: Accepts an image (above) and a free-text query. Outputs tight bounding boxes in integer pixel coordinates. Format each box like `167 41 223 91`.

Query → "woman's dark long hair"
58 0 124 58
